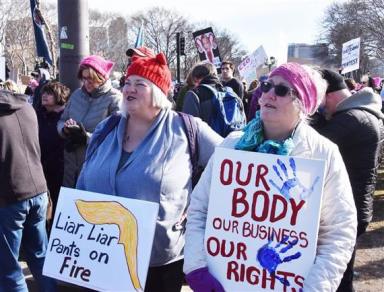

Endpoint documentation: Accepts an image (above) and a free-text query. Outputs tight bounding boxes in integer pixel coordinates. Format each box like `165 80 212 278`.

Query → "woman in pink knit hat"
58 55 122 188
183 63 357 292
76 52 223 291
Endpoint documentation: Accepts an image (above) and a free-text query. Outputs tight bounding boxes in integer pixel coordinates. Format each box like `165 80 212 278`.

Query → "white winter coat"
184 121 357 292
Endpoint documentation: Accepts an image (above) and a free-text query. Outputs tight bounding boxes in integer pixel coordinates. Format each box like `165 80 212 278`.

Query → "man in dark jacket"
0 90 56 290
313 69 384 292
220 60 244 99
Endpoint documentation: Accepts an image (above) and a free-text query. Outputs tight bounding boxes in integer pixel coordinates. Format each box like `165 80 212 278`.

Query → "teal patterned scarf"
235 111 295 155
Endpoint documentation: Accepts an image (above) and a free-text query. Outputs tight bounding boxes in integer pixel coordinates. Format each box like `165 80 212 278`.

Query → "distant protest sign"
341 37 360 74
204 148 325 291
193 27 222 70
43 187 159 291
238 46 268 85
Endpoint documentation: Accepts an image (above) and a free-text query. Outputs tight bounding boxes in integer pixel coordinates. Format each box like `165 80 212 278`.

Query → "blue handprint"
257 235 301 287
269 158 320 200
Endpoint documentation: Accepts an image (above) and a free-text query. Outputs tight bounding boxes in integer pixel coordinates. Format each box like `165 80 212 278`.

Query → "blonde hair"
78 65 105 84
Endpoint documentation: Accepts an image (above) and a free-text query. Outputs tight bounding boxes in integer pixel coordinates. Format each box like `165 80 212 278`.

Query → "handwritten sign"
43 187 159 291
204 148 325 291
238 46 268 85
341 37 360 74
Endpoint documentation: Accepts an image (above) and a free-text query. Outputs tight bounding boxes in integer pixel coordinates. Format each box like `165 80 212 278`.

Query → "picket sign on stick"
43 187 159 292
204 147 325 291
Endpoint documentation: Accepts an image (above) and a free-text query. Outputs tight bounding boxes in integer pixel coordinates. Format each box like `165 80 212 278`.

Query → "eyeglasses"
260 81 295 97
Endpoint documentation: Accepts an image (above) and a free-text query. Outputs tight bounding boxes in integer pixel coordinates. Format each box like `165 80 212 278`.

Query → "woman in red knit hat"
76 52 223 292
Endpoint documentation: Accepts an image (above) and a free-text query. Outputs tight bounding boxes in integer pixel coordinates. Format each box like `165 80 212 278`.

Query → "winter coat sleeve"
182 90 201 118
57 96 72 137
195 119 223 167
108 90 121 115
303 145 357 291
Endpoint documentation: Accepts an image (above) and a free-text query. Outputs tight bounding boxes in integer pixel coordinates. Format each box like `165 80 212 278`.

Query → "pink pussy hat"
80 55 115 79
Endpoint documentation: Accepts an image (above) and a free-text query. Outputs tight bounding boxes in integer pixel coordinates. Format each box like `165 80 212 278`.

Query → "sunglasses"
260 81 295 97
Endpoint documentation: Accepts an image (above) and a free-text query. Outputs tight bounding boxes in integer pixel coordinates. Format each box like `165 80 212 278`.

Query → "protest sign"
341 37 360 74
193 27 222 70
43 187 159 291
238 46 268 85
204 148 325 291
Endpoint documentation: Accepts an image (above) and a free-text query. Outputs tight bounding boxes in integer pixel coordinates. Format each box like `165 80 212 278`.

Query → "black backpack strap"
85 113 122 161
177 111 200 187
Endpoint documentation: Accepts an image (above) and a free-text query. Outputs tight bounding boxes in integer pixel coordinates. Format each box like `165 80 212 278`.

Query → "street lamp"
264 56 276 72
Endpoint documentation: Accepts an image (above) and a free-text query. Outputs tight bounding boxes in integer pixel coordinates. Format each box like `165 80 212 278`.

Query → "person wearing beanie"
57 55 122 188
76 52 223 292
184 63 357 291
312 68 384 292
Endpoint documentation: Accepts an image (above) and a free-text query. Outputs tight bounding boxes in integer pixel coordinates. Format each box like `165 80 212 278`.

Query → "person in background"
182 62 221 123
184 63 357 292
313 69 384 292
220 60 244 99
344 78 357 94
175 70 196 112
57 55 121 188
37 81 70 218
32 68 51 111
248 75 268 120
76 52 222 292
0 90 57 291
244 79 259 115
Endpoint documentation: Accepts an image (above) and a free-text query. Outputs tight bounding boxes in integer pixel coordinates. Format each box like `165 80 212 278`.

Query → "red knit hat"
126 52 172 95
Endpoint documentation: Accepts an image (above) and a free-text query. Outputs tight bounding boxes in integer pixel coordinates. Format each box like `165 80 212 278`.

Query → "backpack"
85 112 201 187
200 84 246 137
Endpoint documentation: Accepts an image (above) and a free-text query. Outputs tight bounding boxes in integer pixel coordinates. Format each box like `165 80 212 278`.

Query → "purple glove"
186 267 225 292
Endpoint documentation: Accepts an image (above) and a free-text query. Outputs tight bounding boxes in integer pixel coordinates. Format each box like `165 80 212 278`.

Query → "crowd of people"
1 45 383 292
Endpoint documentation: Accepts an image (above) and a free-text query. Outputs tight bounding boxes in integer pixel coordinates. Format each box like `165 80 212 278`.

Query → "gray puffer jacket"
57 80 121 187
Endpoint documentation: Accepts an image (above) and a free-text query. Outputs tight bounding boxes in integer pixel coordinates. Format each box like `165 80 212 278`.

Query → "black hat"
321 69 347 93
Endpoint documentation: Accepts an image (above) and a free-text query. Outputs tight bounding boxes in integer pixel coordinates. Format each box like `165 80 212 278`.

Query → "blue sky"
57 0 345 64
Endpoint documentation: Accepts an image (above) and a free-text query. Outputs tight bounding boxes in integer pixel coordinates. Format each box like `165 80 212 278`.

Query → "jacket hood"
0 90 28 113
336 87 384 119
200 74 223 90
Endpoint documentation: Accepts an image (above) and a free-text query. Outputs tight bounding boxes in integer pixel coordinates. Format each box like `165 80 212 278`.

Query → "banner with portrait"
192 27 222 70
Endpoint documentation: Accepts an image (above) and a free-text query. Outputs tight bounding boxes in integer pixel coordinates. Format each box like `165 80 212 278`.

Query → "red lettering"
235 161 254 186
289 199 305 225
237 242 247 260
231 188 248 217
220 159 233 185
206 237 220 256
220 240 235 258
270 194 288 223
256 164 270 191
262 267 276 289
294 275 305 288
226 261 240 281
299 232 308 248
276 271 295 292
246 265 260 285
251 190 269 221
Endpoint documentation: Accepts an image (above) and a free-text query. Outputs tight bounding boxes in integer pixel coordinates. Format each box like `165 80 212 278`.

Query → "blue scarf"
235 111 294 155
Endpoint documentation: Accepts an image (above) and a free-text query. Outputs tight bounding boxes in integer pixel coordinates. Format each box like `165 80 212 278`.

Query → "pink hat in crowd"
270 63 318 115
80 55 115 79
372 77 382 88
28 79 39 90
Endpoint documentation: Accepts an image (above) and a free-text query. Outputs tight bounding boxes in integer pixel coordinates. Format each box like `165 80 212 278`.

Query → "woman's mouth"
264 103 276 109
126 96 136 101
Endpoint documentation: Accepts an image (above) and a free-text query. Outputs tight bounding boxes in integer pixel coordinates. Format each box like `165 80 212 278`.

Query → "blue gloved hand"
186 267 225 292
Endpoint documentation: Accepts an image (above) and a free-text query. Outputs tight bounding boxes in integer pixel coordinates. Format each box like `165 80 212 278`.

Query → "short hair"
221 60 235 71
40 81 70 106
77 65 105 84
190 62 217 80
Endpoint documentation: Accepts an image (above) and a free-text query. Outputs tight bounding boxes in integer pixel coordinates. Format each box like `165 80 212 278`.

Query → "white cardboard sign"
43 187 159 291
341 37 360 74
204 148 325 291
238 46 268 85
